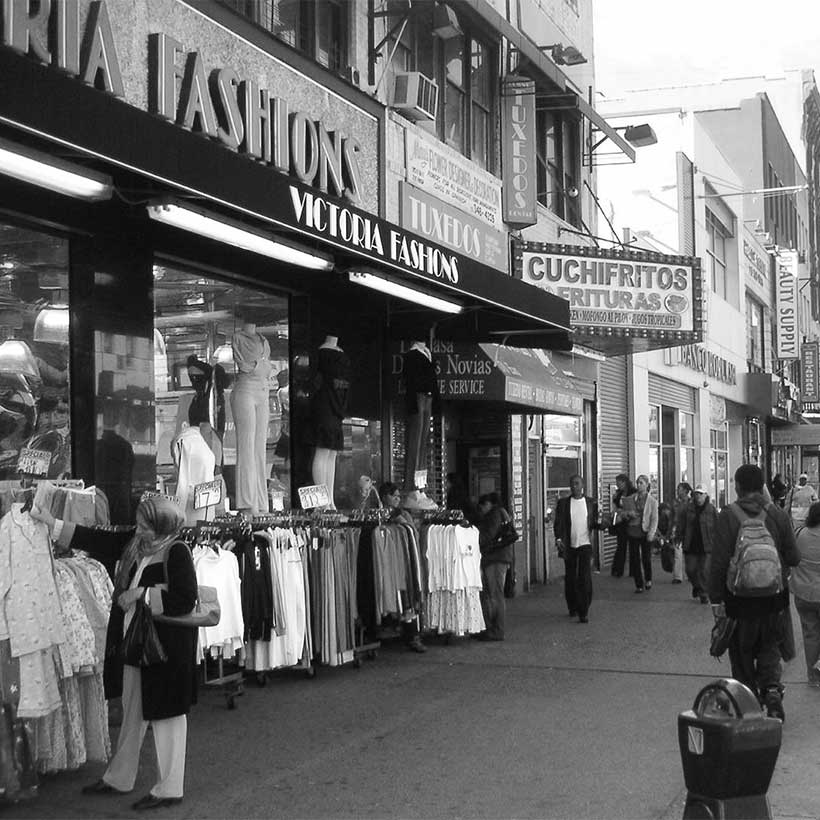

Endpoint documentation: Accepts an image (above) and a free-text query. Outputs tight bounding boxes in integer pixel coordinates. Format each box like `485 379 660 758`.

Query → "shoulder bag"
152 542 221 629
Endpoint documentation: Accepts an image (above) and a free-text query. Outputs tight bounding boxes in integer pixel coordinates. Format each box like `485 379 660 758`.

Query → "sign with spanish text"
802 341 820 403
501 77 537 227
775 251 799 359
743 233 771 303
667 344 737 385
298 484 331 509
399 182 507 273
405 128 503 231
516 243 704 344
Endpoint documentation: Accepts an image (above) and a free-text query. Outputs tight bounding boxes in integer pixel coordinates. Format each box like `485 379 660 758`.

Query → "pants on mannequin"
404 393 432 490
230 380 269 514
102 666 187 798
311 447 338 508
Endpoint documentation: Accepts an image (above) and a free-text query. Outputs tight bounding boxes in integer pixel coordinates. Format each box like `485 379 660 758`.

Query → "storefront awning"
435 344 584 414
0 49 573 350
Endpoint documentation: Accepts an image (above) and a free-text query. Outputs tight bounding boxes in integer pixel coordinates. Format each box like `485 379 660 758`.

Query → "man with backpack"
709 464 800 721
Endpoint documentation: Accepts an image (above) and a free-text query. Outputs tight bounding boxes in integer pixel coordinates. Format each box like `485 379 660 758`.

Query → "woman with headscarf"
32 495 197 810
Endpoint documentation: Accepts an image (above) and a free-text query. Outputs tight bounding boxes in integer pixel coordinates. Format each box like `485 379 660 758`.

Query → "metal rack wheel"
227 695 236 710
353 655 362 668
255 672 267 687
367 649 378 660
304 665 316 679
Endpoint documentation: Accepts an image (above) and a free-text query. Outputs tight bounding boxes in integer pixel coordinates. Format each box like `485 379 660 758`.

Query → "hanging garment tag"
17 448 51 477
270 491 285 511
140 490 180 506
414 470 428 489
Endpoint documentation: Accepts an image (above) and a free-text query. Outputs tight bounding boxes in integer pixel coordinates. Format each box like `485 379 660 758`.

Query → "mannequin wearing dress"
230 322 271 515
309 335 350 509
403 341 438 493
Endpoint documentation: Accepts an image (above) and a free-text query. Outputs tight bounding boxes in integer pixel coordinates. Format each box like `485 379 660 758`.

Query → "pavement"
6 555 820 820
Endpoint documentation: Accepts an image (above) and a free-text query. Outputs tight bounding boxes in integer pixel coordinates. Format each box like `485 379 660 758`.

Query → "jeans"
611 529 628 577
481 562 508 638
628 535 652 589
794 596 820 682
684 553 710 598
563 544 593 618
727 613 786 699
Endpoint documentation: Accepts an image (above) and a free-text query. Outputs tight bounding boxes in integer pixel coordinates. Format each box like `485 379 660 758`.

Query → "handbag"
122 597 167 666
709 615 737 659
492 519 519 550
660 539 675 573
154 586 221 629
504 565 517 599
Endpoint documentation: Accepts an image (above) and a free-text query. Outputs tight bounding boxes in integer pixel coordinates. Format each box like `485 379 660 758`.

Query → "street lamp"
539 43 588 66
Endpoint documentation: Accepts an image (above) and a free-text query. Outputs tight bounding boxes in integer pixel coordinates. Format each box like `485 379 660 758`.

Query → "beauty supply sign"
405 128 503 231
516 242 703 342
775 250 799 360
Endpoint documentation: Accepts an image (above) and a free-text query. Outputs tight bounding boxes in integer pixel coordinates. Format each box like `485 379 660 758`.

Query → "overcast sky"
593 1 820 99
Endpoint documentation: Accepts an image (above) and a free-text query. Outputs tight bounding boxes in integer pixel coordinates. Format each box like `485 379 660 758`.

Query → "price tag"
194 479 223 509
298 484 330 509
270 491 285 511
17 448 51 477
140 490 180 506
414 470 428 489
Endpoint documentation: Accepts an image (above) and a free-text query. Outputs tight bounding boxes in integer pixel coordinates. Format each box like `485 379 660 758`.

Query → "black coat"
554 495 601 550
69 526 198 720
479 506 513 565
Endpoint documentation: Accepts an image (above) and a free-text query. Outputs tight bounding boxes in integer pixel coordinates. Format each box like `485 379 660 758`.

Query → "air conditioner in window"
392 72 439 122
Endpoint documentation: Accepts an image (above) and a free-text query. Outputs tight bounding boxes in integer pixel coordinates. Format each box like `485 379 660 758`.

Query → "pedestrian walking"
679 484 718 603
709 464 800 721
786 472 818 529
477 492 514 641
770 473 788 508
790 500 820 686
671 482 693 584
554 475 602 623
624 474 658 593
609 473 635 578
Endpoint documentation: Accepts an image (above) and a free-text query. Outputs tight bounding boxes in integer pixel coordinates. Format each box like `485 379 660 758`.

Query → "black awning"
0 50 572 350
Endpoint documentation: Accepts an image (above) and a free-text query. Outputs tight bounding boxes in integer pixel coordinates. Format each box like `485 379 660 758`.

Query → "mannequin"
171 424 217 525
402 341 439 499
308 335 350 509
230 321 271 515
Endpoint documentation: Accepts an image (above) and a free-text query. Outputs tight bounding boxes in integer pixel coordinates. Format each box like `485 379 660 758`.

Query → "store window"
543 414 584 495
221 0 349 74
710 423 729 509
153 264 291 515
746 294 766 371
649 403 691 503
536 109 582 227
0 222 71 480
679 411 695 486
648 404 660 493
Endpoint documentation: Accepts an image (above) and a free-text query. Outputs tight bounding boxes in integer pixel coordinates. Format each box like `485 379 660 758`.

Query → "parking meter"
678 679 781 819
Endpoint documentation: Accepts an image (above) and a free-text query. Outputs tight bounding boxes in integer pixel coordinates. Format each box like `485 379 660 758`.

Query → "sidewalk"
7 558 820 819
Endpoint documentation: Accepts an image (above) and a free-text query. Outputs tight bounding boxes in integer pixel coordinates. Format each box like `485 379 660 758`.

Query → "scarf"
114 495 185 592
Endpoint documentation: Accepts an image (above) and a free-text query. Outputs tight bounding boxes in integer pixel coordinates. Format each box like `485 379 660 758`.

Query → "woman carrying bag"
625 475 659 593
33 495 198 810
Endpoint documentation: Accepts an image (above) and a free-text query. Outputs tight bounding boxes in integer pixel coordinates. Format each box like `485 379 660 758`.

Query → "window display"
0 223 70 479
153 264 290 514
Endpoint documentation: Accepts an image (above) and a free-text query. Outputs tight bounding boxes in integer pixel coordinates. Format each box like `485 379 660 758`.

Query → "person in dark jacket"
709 464 800 721
610 473 635 578
478 492 513 641
554 475 602 623
770 473 788 509
679 483 718 603
33 495 197 809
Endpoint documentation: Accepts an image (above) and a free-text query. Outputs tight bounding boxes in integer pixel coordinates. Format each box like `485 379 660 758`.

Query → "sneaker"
634 587 644 594
763 689 785 722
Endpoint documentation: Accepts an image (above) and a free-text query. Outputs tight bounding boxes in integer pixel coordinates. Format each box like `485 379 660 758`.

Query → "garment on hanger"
307 348 351 451
172 426 217 525
193 543 244 659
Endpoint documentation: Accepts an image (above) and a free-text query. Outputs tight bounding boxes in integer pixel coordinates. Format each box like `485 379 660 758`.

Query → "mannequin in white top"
231 320 272 515
309 335 351 509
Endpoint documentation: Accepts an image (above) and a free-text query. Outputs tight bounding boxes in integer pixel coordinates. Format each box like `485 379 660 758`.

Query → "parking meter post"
678 678 782 820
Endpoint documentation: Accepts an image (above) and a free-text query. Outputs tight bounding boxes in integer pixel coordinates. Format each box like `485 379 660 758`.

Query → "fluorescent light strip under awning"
348 271 462 314
147 202 334 271
0 136 112 201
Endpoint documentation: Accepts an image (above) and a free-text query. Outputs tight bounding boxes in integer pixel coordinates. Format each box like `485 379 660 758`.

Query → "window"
746 294 766 371
0 222 71 480
679 412 695 486
221 0 348 74
443 37 466 154
470 40 492 170
710 424 728 509
706 208 729 299
648 404 660 496
153 264 292 512
536 109 581 227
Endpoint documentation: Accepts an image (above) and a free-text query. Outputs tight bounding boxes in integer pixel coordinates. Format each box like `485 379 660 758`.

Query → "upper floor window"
383 6 497 171
705 208 729 299
222 0 349 74
535 109 581 227
746 294 766 371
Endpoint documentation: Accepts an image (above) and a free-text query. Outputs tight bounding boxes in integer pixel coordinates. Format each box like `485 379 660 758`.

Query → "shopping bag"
154 586 221 629
660 540 675 573
709 615 736 659
122 598 167 666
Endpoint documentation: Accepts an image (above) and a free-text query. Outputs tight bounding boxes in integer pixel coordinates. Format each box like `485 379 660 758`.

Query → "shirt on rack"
193 544 244 657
